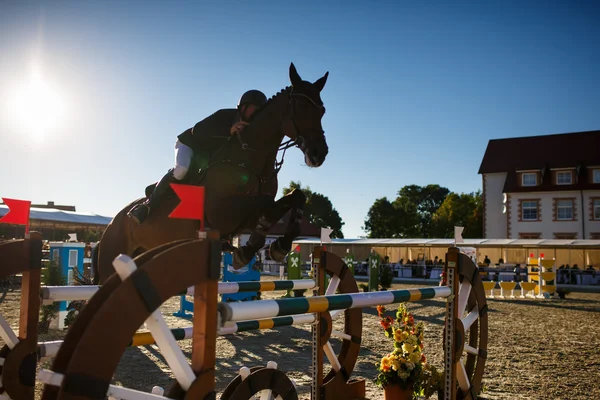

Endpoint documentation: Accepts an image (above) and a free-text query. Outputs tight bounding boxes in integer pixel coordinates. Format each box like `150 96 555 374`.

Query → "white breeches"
174 140 194 180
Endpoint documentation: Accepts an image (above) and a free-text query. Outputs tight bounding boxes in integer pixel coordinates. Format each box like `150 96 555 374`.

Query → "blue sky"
1 1 599 238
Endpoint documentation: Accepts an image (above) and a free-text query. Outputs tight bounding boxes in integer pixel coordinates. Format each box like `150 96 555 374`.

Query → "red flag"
168 184 205 228
0 198 31 228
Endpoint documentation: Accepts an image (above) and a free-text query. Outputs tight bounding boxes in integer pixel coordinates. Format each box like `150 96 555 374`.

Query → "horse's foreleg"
269 190 306 262
232 189 306 268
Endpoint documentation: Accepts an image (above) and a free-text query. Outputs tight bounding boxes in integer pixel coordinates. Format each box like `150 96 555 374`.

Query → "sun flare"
10 71 65 143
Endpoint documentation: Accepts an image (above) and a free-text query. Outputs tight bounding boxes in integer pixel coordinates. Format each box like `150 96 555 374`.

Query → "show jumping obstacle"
1 233 489 400
481 256 559 299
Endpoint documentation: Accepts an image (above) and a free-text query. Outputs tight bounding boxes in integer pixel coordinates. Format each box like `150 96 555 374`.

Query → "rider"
127 89 268 225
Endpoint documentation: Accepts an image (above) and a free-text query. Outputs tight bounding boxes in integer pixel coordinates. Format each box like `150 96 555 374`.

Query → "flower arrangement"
375 303 443 399
439 271 447 287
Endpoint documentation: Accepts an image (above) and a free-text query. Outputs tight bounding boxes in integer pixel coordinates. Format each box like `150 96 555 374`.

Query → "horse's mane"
253 86 291 119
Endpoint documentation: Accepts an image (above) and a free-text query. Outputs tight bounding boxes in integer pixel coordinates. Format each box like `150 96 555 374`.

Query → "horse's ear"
289 62 302 86
314 71 329 92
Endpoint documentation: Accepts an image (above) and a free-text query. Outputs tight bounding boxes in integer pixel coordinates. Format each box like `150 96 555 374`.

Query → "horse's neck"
234 88 290 173
243 87 290 152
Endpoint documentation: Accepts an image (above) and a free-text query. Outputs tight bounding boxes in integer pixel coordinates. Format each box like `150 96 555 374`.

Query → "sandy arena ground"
1 277 599 399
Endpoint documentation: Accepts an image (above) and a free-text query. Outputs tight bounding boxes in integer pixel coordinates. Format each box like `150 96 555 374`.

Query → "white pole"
112 255 196 391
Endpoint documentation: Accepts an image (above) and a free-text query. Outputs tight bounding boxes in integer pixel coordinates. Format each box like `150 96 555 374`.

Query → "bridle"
282 88 326 153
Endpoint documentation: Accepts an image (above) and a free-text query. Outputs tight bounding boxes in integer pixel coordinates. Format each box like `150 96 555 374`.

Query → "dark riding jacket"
177 108 241 154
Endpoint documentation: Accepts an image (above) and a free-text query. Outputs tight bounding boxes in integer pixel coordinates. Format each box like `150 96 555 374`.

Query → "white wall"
483 173 508 238
508 190 600 239
583 191 600 237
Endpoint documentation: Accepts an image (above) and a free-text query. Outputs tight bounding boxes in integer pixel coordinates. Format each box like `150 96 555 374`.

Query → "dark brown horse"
93 63 329 284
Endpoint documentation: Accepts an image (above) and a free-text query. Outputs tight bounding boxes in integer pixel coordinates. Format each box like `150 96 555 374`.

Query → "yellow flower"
409 351 421 363
394 329 404 342
390 358 401 371
402 331 410 341
406 334 418 345
381 355 392 370
402 343 416 354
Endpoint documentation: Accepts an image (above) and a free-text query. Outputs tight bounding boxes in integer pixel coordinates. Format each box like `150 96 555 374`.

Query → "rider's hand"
230 121 249 135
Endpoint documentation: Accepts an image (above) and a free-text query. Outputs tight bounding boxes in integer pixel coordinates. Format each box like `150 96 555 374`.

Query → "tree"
363 197 402 238
364 184 484 239
394 184 450 237
431 190 483 238
282 181 345 238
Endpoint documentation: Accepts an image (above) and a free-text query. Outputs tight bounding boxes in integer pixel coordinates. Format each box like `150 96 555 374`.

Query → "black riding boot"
128 170 177 225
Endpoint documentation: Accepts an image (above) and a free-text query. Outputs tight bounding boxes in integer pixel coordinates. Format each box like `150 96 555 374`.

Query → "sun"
10 71 65 143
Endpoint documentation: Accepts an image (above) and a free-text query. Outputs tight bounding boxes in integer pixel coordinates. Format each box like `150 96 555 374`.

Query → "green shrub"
379 265 394 290
39 261 66 333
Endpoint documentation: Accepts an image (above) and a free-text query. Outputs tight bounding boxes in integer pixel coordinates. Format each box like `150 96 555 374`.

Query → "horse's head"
283 63 329 168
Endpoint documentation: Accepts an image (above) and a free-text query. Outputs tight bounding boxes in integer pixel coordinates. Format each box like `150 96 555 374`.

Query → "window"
590 233 600 240
556 199 574 220
68 250 78 267
522 173 537 186
556 171 572 185
522 200 538 221
554 233 577 240
594 199 600 220
594 169 600 184
519 233 540 239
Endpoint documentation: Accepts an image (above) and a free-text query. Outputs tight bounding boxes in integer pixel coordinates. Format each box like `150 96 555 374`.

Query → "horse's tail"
91 241 100 285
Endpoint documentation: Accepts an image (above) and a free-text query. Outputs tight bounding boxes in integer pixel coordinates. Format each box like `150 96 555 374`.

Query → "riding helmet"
238 90 267 109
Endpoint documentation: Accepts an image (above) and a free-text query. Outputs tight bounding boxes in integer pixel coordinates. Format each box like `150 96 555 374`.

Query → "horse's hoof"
221 241 237 252
233 246 255 269
270 239 291 263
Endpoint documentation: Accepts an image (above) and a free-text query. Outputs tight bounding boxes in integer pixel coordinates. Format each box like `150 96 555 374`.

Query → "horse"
92 63 329 284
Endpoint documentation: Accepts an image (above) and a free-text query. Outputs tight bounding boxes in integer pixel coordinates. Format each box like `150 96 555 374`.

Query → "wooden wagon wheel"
446 249 488 400
42 239 208 400
220 365 298 400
